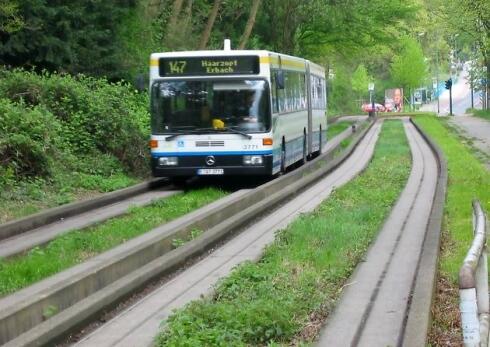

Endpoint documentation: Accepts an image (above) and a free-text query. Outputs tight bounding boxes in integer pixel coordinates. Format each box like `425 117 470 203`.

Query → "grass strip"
326 121 353 139
1 171 138 224
0 188 226 296
471 108 490 122
413 116 490 345
413 116 490 277
156 120 411 346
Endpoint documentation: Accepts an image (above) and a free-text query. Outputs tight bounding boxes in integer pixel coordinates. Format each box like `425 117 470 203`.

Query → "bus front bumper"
151 154 274 177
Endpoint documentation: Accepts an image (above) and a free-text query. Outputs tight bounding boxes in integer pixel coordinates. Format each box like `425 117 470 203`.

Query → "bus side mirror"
275 71 285 89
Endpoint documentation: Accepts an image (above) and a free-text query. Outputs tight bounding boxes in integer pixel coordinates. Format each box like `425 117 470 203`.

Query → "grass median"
156 120 411 346
0 187 226 296
413 116 490 345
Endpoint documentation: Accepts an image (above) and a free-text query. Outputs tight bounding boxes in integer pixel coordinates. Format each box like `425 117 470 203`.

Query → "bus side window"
271 70 279 113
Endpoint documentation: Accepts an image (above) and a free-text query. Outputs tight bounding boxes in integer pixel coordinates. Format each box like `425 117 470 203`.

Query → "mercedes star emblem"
205 156 216 166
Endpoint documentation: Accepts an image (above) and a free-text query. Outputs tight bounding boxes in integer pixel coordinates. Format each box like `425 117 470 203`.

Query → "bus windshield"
151 79 271 134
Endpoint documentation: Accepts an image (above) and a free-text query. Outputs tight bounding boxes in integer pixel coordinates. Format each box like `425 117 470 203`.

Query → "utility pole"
368 82 375 117
471 80 474 109
436 50 440 114
445 79 453 116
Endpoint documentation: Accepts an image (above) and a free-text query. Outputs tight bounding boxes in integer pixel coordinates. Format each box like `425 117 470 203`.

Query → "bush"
0 68 150 176
0 98 63 178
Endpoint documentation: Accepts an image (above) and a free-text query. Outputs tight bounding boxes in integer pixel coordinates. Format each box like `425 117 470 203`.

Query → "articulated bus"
149 43 327 180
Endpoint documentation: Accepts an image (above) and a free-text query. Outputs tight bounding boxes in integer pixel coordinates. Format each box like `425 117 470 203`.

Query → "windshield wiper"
164 127 213 141
164 126 252 141
164 130 186 141
223 126 252 139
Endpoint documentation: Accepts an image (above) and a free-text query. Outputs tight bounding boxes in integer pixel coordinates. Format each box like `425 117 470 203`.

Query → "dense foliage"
0 0 136 80
0 68 149 189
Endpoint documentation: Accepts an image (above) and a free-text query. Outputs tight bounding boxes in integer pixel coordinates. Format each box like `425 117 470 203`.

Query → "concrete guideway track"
73 122 383 347
0 120 373 347
0 187 180 259
318 118 439 346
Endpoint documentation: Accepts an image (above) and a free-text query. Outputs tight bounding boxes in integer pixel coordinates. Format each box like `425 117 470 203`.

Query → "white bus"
149 44 327 180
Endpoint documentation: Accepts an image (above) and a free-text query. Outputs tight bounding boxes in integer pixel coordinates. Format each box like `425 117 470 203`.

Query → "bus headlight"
158 157 178 166
243 155 263 165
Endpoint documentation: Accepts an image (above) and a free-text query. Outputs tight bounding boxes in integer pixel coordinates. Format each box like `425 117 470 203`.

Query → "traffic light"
445 78 452 90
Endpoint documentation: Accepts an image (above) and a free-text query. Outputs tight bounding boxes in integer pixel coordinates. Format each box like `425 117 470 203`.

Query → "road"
419 62 489 170
420 62 482 116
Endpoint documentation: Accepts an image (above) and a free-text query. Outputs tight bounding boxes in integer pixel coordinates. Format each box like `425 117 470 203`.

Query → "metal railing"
459 200 489 347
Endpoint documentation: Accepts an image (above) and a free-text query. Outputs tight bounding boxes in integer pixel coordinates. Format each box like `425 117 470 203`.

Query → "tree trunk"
238 0 261 50
167 0 184 30
144 0 162 19
486 58 490 110
198 0 222 50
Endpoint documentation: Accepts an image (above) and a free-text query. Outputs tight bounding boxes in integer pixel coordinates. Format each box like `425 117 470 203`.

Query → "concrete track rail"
0 188 180 259
0 120 372 346
318 118 445 346
0 179 169 242
74 122 382 347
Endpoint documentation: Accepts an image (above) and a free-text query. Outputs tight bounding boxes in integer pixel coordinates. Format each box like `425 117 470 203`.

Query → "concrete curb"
402 118 448 346
0 179 168 241
0 121 374 346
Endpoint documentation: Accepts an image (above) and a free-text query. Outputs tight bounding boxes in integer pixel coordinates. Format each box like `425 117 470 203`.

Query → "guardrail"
459 200 489 347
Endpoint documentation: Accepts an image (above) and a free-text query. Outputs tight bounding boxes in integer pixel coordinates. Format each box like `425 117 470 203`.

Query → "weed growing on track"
0 188 225 296
413 116 490 345
156 120 411 346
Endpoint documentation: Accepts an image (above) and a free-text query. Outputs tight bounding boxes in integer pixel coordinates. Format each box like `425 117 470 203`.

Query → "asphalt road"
420 62 482 116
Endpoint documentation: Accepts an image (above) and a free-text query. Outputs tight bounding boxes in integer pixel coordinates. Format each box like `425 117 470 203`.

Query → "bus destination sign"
159 56 260 76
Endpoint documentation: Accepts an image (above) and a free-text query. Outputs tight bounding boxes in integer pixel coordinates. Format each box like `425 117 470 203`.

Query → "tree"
351 64 371 104
0 0 23 33
443 0 490 108
390 36 427 108
238 0 261 49
0 0 134 80
198 0 222 49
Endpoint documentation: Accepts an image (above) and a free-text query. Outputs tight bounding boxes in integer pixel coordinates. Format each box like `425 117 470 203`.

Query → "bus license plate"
197 168 224 175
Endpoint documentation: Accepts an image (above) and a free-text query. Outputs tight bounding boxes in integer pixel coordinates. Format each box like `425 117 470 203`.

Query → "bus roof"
150 50 325 77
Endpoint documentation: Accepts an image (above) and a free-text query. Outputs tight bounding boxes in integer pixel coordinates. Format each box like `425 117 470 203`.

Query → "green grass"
326 121 353 139
413 116 490 280
0 188 226 296
470 108 490 121
413 115 490 345
156 120 411 346
0 173 137 223
466 108 490 121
